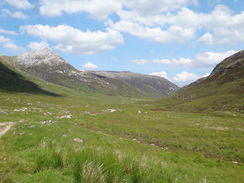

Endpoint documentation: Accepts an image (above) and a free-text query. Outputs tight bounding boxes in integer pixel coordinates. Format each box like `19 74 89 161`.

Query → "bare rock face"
15 47 66 67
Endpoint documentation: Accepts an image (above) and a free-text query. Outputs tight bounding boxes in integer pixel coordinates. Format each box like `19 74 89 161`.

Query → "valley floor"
0 90 243 183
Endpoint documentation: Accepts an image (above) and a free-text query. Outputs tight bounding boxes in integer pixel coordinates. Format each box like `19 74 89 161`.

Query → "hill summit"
15 47 66 67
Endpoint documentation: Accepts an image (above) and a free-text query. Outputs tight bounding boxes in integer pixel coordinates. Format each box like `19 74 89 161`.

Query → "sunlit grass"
0 85 243 182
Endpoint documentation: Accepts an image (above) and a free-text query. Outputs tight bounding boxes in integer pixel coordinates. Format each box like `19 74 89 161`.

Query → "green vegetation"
0 52 243 182
0 80 243 182
154 54 244 113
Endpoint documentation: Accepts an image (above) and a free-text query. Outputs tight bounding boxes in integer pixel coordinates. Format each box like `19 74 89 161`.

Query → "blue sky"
0 0 244 86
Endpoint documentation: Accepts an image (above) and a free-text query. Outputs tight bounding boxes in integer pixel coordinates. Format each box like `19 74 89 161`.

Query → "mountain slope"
155 50 244 112
1 48 144 96
1 48 178 97
0 57 59 96
90 71 179 97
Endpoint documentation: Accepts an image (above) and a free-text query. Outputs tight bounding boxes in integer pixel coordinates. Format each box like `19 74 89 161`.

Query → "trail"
0 122 15 137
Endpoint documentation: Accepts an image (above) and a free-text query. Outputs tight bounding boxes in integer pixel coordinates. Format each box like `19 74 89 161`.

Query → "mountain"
0 48 178 97
89 71 179 97
0 58 59 96
155 50 244 112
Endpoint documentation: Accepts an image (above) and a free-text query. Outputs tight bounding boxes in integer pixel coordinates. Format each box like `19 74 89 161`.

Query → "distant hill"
155 50 244 112
90 71 179 97
0 48 178 97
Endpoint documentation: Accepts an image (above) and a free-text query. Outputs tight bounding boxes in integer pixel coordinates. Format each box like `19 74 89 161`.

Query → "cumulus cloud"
82 62 98 70
106 3 244 45
27 41 49 50
149 71 169 80
39 0 121 19
193 50 237 67
4 0 34 9
132 50 236 67
37 0 244 45
0 27 17 35
197 5 244 45
173 71 199 83
132 58 192 66
149 70 208 86
123 0 197 15
20 24 124 54
108 20 195 43
2 9 29 19
0 35 24 51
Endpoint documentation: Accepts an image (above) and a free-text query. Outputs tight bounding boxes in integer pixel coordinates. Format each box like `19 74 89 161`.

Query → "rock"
59 114 72 119
109 109 116 113
74 138 84 143
44 112 52 115
13 107 28 112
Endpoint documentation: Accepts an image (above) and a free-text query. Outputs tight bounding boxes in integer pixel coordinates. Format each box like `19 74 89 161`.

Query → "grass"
0 87 243 183
0 62 243 182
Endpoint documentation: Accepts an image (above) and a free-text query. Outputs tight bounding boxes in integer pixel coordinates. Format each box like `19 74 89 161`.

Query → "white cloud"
0 36 11 43
27 41 49 50
2 9 29 19
193 50 237 67
37 1 244 45
197 32 213 45
39 0 121 19
107 3 244 45
4 0 34 9
108 20 195 43
83 62 98 70
0 27 17 35
150 71 209 86
197 5 244 45
132 58 192 66
0 35 24 52
172 71 200 86
123 0 197 15
20 24 124 54
132 50 237 67
149 71 169 80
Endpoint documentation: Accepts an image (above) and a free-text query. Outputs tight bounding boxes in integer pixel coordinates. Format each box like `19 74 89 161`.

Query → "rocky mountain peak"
15 47 67 67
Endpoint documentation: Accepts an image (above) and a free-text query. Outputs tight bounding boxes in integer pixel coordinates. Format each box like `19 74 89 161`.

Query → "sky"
0 0 244 86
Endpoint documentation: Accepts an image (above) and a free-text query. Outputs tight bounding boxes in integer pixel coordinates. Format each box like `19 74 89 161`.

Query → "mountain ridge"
89 71 179 97
0 48 179 97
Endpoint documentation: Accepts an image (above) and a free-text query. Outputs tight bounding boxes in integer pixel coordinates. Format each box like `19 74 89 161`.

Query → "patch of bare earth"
0 122 15 137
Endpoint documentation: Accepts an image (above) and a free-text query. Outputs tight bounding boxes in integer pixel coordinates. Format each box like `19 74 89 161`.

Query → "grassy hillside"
90 71 179 97
0 74 243 182
0 58 59 96
153 51 244 112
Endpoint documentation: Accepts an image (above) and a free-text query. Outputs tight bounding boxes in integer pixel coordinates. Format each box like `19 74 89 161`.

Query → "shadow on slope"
0 62 61 97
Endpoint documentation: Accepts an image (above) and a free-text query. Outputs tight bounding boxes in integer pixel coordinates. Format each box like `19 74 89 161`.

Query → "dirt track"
0 122 15 137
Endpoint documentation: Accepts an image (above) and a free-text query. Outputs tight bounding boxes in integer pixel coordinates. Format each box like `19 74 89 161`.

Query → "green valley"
0 50 243 183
